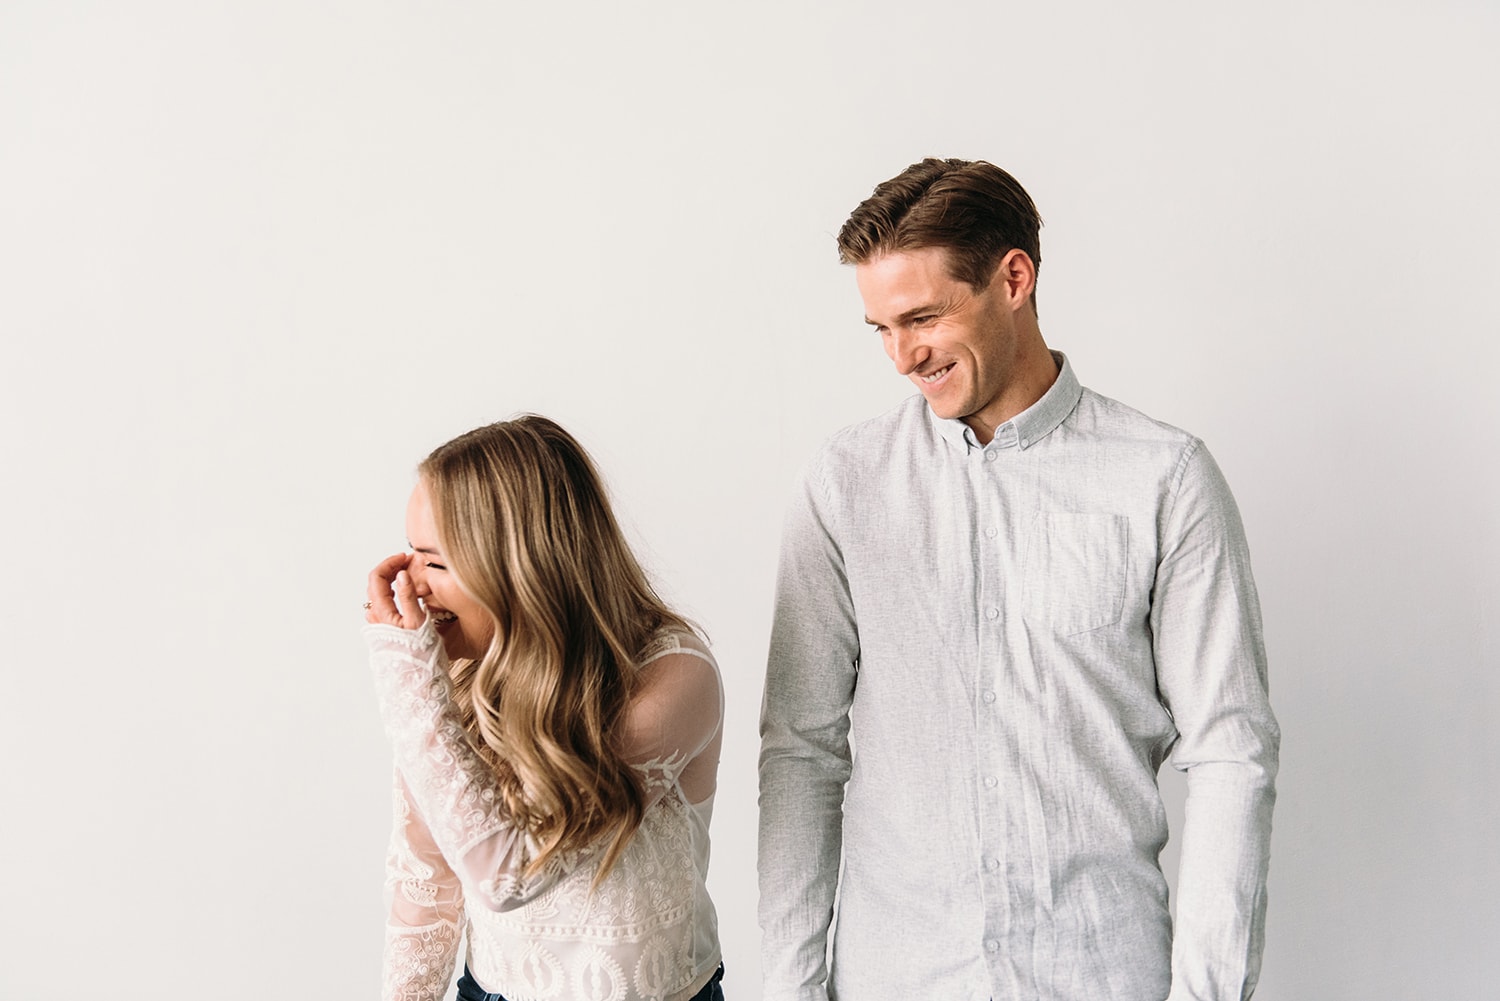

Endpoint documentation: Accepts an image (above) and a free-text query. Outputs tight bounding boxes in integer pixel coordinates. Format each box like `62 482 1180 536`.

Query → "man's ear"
991 249 1036 311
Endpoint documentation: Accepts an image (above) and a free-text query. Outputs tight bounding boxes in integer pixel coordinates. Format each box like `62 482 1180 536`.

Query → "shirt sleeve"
364 619 547 912
1152 440 1281 1001
620 634 725 796
382 769 464 1001
758 454 859 1001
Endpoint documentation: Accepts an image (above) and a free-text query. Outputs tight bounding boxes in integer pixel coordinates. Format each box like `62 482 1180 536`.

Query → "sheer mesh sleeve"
383 770 463 1001
622 632 723 799
365 620 550 912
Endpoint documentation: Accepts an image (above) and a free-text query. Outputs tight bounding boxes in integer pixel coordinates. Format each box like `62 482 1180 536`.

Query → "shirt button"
985 526 998 539
985 938 1000 952
984 606 999 620
985 449 998 462
982 690 997 704
985 857 1000 871
1020 437 1030 447
984 775 998 789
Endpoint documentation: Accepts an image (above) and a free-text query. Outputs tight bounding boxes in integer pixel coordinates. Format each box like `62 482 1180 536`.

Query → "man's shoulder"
810 394 934 467
1071 384 1202 452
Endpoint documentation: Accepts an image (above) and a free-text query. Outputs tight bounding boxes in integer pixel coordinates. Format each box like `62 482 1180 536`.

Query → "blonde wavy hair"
419 415 690 882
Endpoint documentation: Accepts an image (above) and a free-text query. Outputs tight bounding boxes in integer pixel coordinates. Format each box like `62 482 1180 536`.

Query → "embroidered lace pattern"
383 769 465 998
368 620 722 1001
383 918 461 1001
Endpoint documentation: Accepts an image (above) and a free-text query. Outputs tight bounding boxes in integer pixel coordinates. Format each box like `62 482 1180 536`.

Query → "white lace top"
366 618 723 1001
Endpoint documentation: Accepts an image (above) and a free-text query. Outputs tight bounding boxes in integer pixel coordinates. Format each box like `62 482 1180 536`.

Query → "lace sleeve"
622 632 724 798
383 770 462 1001
366 619 550 912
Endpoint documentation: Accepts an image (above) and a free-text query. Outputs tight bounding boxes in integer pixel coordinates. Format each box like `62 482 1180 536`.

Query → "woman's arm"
618 634 724 803
365 557 553 913
365 618 550 911
382 769 464 1001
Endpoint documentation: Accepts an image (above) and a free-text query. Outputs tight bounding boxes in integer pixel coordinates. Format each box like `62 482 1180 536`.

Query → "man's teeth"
921 365 953 383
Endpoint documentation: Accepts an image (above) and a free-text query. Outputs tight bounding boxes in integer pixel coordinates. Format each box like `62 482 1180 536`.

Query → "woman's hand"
366 552 426 629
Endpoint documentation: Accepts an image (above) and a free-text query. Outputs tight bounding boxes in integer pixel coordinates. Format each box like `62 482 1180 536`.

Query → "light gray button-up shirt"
759 354 1279 1001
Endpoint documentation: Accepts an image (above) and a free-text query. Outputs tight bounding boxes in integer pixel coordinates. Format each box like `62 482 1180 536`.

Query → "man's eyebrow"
866 303 944 327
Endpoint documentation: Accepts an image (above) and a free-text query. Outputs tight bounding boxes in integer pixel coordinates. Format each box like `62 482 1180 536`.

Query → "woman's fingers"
366 553 412 626
391 569 424 630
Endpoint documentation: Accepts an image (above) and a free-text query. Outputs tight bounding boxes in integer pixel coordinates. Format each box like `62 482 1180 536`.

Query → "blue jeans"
455 962 725 1001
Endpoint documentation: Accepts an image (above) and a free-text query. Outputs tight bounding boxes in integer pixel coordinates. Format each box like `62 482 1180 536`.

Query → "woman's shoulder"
622 629 722 751
637 627 715 669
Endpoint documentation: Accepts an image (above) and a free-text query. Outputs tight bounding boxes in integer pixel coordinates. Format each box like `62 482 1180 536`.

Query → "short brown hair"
837 158 1043 299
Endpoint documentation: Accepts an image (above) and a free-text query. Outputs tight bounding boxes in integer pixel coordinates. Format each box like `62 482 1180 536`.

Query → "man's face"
856 246 1022 437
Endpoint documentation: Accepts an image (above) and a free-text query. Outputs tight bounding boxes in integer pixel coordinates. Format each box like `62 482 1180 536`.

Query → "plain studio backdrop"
2 2 1496 998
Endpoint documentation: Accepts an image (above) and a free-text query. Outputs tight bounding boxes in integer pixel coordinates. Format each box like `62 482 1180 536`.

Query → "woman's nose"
406 557 433 597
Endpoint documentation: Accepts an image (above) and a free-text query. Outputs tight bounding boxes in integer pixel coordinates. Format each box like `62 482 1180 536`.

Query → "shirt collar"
928 351 1082 454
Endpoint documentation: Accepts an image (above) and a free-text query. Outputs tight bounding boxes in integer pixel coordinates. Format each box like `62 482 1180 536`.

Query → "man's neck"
963 337 1059 445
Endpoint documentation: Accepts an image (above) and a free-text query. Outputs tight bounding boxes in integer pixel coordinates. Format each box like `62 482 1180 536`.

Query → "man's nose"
888 328 928 375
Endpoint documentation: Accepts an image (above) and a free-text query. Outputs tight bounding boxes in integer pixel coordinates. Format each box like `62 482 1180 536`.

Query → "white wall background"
2 2 1496 998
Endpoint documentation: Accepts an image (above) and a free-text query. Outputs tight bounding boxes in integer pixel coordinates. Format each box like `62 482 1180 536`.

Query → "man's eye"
912 315 934 326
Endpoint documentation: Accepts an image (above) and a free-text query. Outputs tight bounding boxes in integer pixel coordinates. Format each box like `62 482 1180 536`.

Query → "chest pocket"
1022 513 1129 636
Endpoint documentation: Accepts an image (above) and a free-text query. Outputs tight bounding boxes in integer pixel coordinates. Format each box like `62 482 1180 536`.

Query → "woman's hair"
419 414 690 882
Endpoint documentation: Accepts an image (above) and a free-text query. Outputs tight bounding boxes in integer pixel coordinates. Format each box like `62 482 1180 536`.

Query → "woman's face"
404 480 496 662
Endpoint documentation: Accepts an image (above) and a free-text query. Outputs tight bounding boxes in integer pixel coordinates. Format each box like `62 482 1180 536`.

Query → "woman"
363 415 724 1001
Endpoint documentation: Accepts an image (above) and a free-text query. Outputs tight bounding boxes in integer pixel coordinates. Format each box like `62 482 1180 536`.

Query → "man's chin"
923 398 965 422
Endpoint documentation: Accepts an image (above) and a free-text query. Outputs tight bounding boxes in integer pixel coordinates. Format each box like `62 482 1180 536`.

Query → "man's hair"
837 158 1043 301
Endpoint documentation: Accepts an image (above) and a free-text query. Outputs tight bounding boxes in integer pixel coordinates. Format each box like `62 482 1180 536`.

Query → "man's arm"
759 456 860 1001
1153 440 1280 1001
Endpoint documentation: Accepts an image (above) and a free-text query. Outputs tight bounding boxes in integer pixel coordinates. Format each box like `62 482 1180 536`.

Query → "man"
758 158 1279 1001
